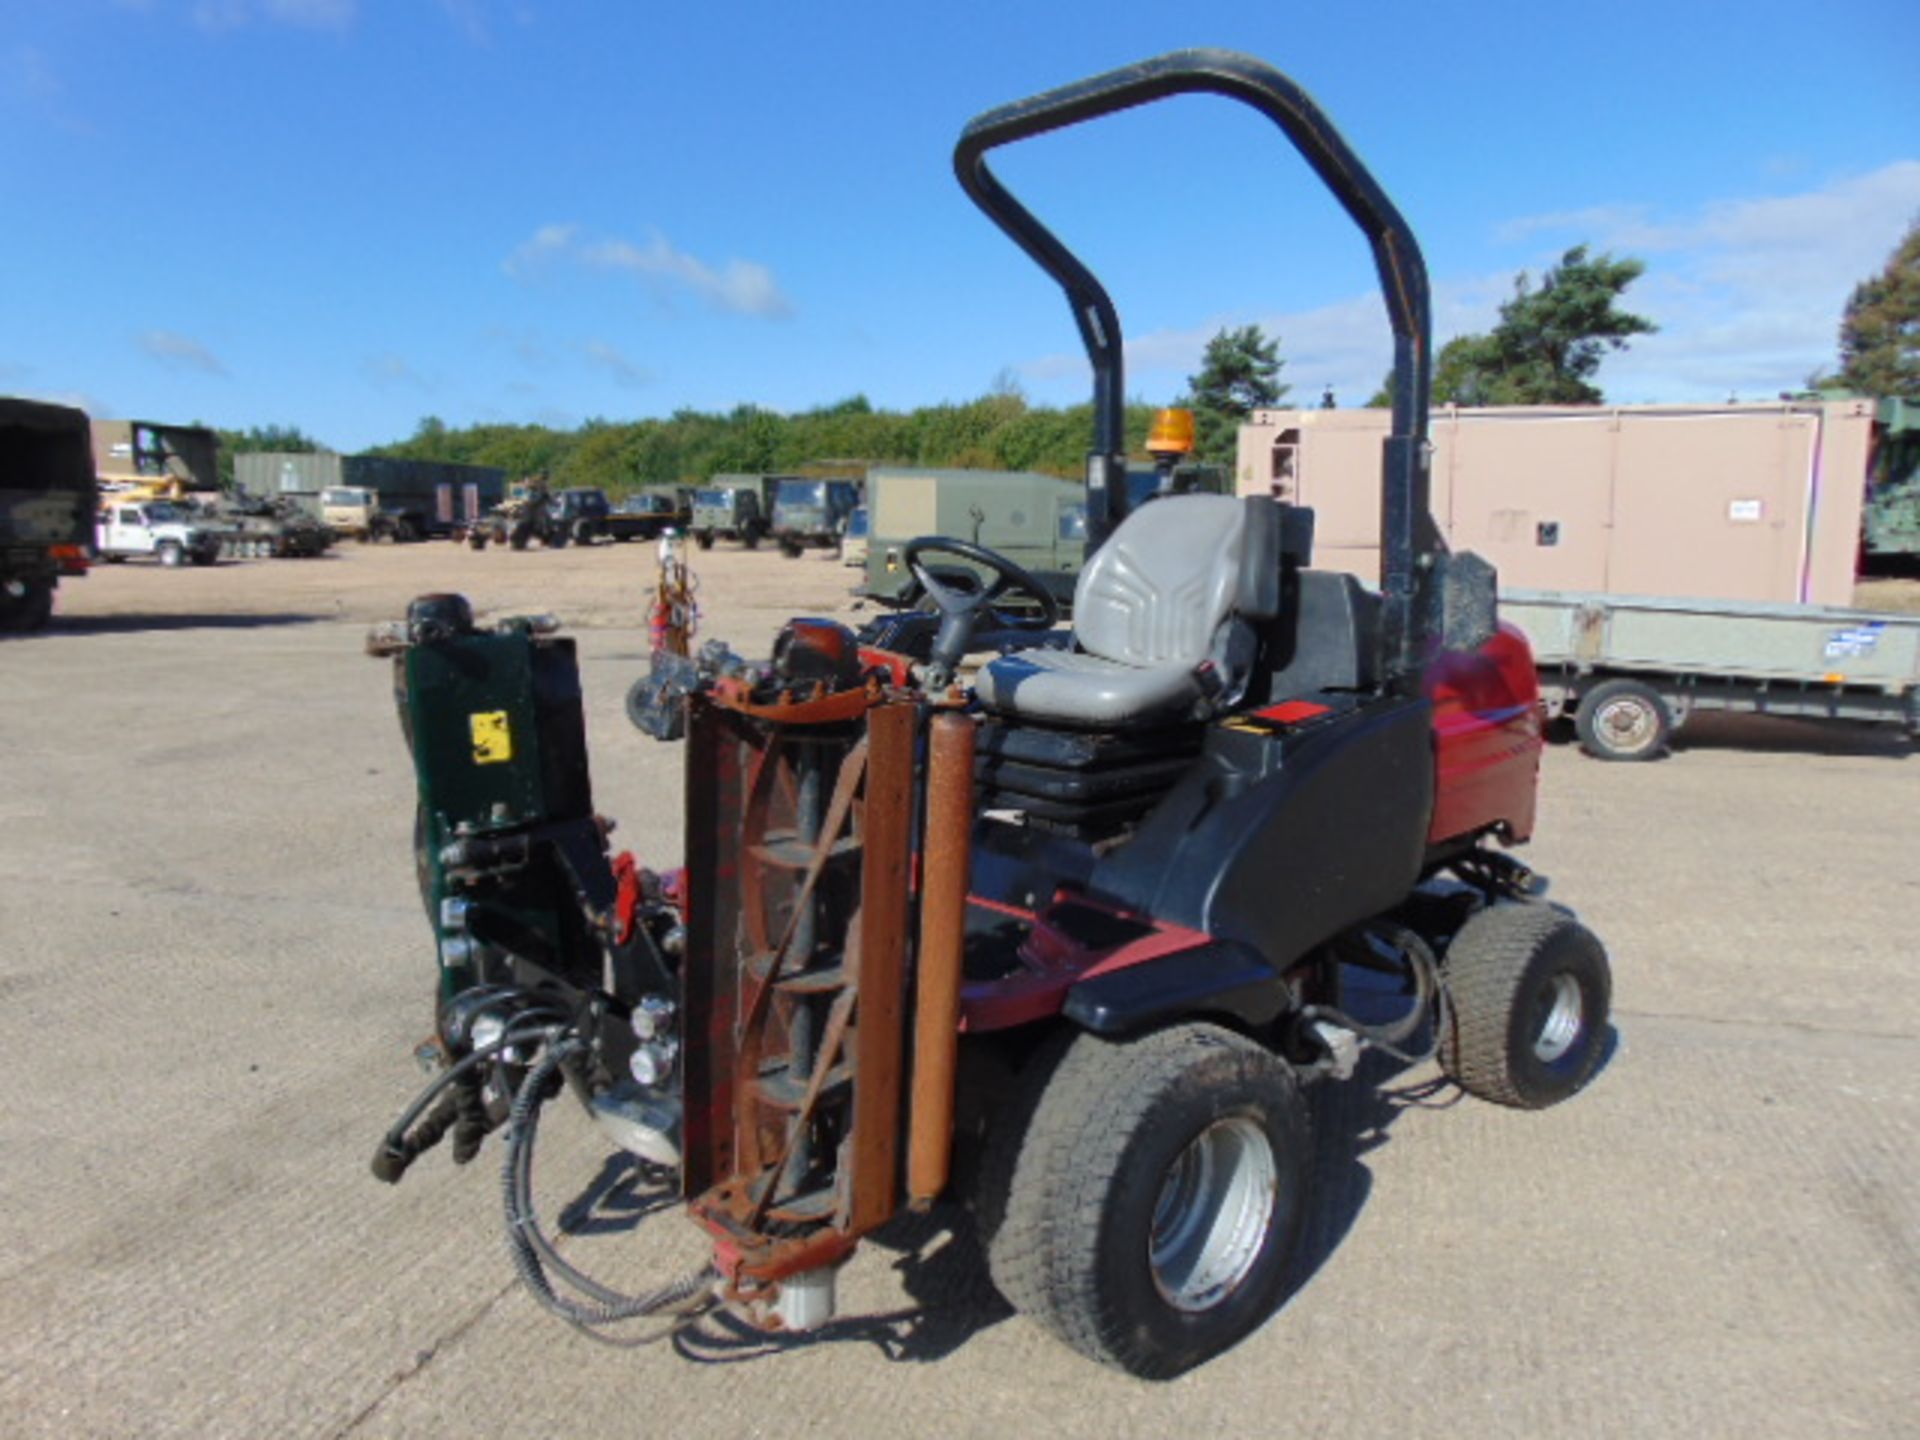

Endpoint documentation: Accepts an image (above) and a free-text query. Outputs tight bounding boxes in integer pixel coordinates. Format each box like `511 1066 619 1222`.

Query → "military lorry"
771 476 862 556
840 504 869 569
610 491 689 541
238 452 507 542
690 474 775 548
320 486 379 541
863 462 1228 609
1863 396 1920 566
2 398 95 631
864 466 1083 606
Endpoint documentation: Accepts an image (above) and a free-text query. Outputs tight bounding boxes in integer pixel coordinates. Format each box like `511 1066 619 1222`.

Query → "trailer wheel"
509 525 531 552
190 549 217 567
1574 678 1671 761
980 1023 1310 1379
1440 903 1611 1109
740 530 760 550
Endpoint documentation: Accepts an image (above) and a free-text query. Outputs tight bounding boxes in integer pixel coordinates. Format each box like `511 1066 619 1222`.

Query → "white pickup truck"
95 501 224 568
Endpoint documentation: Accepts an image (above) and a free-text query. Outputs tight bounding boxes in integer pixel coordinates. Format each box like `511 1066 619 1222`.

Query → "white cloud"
3 45 60 103
360 352 428 389
1497 161 1920 399
580 339 653 389
505 222 794 318
138 329 227 376
1016 276 1505 410
1018 162 1920 408
192 0 356 33
437 0 490 44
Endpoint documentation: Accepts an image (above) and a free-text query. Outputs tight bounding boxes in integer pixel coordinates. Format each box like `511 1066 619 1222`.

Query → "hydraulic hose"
1302 922 1446 1067
371 1017 564 1183
502 1039 716 1330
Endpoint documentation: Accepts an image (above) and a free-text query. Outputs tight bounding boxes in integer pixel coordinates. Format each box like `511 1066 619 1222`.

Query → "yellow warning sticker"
470 710 513 765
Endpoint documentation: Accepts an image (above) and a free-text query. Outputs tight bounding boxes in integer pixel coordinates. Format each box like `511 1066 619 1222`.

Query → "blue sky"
4 0 1917 452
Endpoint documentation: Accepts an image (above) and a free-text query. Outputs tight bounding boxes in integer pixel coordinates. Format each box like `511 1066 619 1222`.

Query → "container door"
1445 413 1614 593
436 484 454 525
463 482 480 522
1607 411 1804 604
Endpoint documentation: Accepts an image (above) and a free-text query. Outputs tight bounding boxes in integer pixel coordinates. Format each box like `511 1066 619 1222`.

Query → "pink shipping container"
1235 401 1876 607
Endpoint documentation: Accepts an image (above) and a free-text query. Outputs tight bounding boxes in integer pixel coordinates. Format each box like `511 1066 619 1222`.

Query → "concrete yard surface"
1 543 1916 1439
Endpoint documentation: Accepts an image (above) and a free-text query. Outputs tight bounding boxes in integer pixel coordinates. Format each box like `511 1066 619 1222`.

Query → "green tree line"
366 393 1168 496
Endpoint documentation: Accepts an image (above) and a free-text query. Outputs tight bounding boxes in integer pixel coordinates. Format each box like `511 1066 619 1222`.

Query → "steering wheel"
903 535 1061 686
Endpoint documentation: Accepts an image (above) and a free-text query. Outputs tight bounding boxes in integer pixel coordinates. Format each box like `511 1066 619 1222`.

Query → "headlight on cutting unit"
631 994 676 1041
629 1038 679 1087
469 1011 509 1051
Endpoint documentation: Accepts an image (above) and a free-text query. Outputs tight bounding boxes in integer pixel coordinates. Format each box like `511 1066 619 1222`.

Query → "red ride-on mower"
367 50 1612 1379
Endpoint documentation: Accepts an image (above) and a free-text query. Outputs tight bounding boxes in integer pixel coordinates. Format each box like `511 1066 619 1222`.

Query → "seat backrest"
1263 570 1380 700
1073 494 1247 667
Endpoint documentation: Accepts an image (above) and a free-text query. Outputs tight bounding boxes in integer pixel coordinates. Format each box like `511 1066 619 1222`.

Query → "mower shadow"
564 1014 1622 1370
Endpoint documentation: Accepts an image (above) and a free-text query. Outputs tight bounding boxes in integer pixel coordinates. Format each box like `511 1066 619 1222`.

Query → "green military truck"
862 462 1227 611
2 398 96 631
690 474 775 549
771 476 863 557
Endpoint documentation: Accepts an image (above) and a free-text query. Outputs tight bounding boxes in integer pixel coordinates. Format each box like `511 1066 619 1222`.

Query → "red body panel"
956 625 1544 1034
1422 621 1542 845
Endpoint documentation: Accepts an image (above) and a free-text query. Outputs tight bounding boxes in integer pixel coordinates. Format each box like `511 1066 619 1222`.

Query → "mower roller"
366 49 1612 1379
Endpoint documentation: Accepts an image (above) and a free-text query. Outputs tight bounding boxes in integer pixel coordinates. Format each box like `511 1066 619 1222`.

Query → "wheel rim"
1147 1117 1276 1312
1595 696 1657 753
1531 972 1585 1063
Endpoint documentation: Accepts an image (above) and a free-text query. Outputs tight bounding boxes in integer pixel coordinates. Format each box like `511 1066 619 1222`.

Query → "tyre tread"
985 1024 1302 1376
1441 903 1607 1108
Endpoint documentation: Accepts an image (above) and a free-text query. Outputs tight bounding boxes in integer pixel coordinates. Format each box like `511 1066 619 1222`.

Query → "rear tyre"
981 1024 1311 1379
740 531 760 551
509 525 531 552
0 579 54 632
1440 903 1611 1109
1574 679 1671 761
158 541 185 568
695 530 715 551
190 549 217 567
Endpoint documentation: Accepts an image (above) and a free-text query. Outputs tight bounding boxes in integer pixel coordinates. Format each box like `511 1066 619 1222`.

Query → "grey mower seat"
975 493 1267 728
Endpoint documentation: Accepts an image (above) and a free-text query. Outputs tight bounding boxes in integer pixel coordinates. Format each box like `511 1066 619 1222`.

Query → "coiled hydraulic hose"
1301 921 1448 1067
502 1039 716 1331
371 1017 564 1183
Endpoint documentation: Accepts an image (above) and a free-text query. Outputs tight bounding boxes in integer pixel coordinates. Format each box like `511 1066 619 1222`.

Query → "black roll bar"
953 48 1443 688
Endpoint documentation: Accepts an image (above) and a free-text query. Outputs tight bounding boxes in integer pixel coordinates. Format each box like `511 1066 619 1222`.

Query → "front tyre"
1440 902 1611 1109
983 1024 1310 1379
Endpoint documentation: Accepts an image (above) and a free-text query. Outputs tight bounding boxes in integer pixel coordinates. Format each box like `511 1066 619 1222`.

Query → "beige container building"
1236 401 1875 607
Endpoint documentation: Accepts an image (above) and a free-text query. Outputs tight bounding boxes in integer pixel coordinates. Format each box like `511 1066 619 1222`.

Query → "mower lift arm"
954 48 1443 690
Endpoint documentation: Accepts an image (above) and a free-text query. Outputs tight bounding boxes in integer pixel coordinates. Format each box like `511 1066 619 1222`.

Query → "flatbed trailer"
1503 588 1920 759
